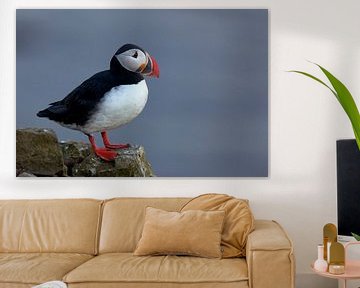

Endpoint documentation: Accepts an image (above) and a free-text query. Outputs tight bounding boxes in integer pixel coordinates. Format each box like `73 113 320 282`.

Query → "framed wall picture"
16 9 268 177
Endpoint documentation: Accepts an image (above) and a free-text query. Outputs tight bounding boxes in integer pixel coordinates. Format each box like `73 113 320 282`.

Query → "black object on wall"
337 139 360 236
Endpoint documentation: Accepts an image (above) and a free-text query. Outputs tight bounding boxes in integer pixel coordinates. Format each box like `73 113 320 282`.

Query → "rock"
60 141 91 176
16 128 154 177
17 172 37 177
16 128 65 176
72 145 154 177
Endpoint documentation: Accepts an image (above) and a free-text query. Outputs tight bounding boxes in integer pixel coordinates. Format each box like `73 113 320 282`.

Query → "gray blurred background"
16 9 268 177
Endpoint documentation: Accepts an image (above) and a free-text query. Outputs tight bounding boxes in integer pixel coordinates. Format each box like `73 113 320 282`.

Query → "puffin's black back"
37 64 144 126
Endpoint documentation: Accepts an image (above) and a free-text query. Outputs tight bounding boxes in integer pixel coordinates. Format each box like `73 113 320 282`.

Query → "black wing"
37 70 122 126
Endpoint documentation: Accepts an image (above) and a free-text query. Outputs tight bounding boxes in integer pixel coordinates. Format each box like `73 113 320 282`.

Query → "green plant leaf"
288 70 337 99
353 128 360 149
351 232 360 241
289 64 360 150
316 64 360 150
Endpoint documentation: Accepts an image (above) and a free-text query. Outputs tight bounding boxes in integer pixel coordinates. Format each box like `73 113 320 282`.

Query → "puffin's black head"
110 43 159 78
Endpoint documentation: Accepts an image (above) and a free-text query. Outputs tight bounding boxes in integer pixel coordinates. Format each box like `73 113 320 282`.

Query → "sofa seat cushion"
0 253 93 285
64 253 248 285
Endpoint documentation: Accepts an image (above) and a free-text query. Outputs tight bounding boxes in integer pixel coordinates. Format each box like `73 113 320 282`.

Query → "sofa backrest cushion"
0 199 102 254
99 198 189 253
181 194 254 258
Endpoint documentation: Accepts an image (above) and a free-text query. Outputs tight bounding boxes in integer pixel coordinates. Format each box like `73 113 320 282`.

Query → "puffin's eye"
132 51 138 58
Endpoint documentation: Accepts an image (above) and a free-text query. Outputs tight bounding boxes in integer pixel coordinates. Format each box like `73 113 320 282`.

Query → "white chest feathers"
84 80 148 133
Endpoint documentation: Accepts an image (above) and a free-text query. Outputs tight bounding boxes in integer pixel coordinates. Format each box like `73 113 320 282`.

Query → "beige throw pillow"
181 193 255 258
134 207 225 258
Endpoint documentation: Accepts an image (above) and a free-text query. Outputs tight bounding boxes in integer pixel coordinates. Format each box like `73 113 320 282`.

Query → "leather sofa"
0 198 295 288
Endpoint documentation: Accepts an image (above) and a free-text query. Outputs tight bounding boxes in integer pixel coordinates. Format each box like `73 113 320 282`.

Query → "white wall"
1 1 359 287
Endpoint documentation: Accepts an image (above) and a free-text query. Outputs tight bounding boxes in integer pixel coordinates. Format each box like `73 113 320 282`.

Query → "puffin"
37 43 159 161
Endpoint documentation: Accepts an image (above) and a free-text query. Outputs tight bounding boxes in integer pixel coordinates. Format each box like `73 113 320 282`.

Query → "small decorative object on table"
328 242 345 274
32 281 67 288
323 223 337 262
312 224 360 288
314 244 328 272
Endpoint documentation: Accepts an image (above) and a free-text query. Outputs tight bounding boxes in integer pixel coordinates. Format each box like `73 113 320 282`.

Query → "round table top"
311 261 360 280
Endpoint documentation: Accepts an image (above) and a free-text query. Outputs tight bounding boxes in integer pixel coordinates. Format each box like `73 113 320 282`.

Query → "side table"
311 242 360 288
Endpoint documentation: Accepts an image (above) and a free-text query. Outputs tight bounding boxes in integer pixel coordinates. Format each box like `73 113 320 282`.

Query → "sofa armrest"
246 220 295 288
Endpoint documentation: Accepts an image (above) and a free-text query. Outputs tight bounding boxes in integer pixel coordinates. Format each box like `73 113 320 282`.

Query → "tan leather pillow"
134 207 225 258
181 193 254 258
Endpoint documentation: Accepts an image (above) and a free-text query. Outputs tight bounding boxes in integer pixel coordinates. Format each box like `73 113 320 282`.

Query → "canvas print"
16 9 268 177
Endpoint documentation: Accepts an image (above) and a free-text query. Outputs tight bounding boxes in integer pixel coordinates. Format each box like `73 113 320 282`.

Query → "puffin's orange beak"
149 56 160 78
139 54 159 78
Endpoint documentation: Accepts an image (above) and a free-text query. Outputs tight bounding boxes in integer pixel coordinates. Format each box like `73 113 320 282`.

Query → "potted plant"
290 63 360 240
290 63 360 150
